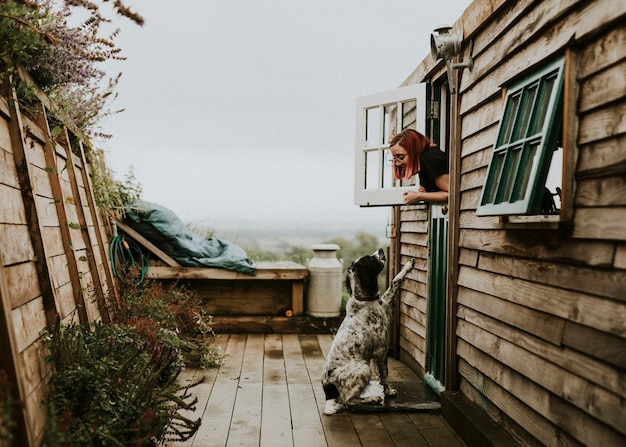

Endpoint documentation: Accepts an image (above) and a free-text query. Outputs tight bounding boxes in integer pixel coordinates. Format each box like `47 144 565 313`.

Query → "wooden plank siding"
0 78 114 445
390 0 626 445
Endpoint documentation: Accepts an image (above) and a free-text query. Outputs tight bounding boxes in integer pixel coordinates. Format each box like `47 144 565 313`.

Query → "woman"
389 129 449 205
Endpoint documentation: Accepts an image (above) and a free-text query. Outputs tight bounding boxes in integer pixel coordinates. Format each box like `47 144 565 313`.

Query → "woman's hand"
403 186 426 205
403 181 449 205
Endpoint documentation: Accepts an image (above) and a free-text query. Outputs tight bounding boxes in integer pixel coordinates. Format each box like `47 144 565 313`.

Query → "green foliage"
88 148 142 220
42 322 202 447
0 0 143 139
108 275 222 369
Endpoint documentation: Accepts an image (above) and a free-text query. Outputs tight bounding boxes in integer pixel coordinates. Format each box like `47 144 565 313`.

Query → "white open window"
354 84 426 206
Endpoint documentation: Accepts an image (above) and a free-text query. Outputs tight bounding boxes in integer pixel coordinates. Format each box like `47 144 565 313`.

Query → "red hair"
390 129 434 180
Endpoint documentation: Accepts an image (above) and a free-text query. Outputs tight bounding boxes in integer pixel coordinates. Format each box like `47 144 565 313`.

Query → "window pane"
401 99 417 131
484 151 506 204
365 108 381 147
512 141 539 202
500 146 523 202
544 145 562 211
497 93 521 145
528 74 557 136
382 148 394 188
365 150 379 190
512 83 538 141
383 104 397 144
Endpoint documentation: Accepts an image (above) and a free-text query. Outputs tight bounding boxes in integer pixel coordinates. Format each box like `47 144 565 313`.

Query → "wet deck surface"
168 334 467 447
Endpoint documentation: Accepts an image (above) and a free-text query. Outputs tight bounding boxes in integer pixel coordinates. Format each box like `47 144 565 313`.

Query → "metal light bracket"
430 25 473 94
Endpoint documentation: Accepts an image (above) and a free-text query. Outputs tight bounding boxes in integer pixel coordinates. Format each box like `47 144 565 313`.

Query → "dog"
321 248 415 415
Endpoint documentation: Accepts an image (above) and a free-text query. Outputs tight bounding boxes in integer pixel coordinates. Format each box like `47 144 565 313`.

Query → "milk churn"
306 244 343 317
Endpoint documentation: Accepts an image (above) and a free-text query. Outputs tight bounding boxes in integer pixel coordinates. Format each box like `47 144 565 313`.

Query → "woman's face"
390 143 408 167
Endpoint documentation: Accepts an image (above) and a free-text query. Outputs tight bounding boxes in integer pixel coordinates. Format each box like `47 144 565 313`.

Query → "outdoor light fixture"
430 25 473 94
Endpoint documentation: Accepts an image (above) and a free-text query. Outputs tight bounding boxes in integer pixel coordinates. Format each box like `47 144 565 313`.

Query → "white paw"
324 399 344 415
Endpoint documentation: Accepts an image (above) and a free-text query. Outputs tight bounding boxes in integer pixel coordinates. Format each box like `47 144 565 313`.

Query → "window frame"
476 56 566 217
354 84 426 207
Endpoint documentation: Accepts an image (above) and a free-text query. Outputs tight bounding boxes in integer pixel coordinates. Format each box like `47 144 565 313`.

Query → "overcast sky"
98 0 472 234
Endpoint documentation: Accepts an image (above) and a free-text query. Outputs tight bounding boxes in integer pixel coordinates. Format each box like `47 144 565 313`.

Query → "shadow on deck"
167 334 466 447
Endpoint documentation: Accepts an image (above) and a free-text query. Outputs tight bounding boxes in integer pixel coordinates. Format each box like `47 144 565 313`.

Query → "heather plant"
0 0 143 138
109 273 223 369
42 322 202 447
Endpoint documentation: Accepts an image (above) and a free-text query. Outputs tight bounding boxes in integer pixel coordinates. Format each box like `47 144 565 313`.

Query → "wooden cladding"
0 87 114 445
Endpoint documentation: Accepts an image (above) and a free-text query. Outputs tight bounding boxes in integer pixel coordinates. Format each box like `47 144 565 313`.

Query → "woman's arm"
403 174 449 204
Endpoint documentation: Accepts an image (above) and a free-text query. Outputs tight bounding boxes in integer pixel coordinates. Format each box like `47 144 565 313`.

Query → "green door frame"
424 204 448 393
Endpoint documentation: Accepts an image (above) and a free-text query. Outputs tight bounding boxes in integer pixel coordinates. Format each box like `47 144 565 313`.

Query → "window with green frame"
477 56 565 216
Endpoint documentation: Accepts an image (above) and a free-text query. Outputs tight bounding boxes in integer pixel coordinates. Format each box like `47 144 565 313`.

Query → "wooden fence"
0 80 114 446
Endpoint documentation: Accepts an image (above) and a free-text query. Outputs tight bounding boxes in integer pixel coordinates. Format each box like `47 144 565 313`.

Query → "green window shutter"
477 57 565 216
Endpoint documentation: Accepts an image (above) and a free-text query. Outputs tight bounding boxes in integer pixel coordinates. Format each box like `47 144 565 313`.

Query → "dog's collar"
354 294 380 302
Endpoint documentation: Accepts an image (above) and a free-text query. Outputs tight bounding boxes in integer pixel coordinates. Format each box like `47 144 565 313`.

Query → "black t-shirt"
419 148 448 192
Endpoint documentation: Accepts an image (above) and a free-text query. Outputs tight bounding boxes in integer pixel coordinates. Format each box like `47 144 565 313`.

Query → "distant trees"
325 232 383 267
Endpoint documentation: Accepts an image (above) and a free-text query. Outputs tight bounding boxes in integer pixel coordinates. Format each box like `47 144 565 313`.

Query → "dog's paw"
357 394 384 405
384 386 398 397
324 399 345 415
405 258 415 270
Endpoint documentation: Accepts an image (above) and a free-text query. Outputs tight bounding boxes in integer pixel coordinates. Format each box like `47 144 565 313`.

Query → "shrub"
110 275 223 369
42 322 201 447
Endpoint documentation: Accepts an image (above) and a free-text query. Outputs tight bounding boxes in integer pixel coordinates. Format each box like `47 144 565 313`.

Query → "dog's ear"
345 264 354 296
353 258 381 296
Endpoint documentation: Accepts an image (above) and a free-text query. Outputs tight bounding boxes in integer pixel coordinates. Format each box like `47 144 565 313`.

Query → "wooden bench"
146 262 308 316
114 221 309 317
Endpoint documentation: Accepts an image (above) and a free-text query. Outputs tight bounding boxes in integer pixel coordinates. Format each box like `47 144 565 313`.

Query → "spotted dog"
321 248 415 415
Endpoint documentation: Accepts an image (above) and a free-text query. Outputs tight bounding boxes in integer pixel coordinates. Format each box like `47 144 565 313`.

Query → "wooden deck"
168 334 467 447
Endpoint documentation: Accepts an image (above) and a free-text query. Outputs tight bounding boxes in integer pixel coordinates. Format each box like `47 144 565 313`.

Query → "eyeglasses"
387 153 407 165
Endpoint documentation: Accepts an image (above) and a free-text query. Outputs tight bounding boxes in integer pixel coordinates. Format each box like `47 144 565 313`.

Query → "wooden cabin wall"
458 0 625 445
394 0 626 445
396 207 430 374
0 91 114 446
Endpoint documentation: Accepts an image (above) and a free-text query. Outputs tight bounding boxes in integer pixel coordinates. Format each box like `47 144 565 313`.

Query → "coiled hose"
109 234 149 285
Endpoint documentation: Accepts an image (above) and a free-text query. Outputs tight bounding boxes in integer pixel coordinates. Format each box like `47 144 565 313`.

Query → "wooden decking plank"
316 334 334 358
409 413 467 447
261 383 293 447
261 335 292 447
300 334 362 447
263 334 287 384
283 334 312 384
284 336 324 443
170 335 230 447
350 413 395 446
380 413 429 447
289 383 327 447
283 335 328 443
226 334 264 446
192 334 246 446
